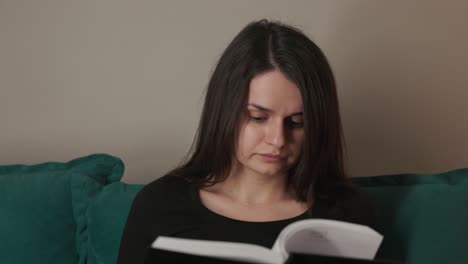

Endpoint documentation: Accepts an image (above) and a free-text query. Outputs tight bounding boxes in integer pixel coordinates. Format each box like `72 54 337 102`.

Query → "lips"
259 153 284 160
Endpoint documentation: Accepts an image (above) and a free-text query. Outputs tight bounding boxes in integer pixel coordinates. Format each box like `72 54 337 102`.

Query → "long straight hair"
166 19 354 202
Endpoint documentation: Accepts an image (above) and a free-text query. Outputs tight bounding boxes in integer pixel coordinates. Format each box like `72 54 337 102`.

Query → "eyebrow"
247 103 303 116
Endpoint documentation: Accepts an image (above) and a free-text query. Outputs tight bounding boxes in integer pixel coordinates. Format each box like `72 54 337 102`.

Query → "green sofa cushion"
354 168 468 264
68 155 124 264
5 151 463 264
86 182 143 264
0 154 124 264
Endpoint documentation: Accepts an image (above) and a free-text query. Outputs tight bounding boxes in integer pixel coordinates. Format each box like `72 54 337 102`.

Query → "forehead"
247 70 303 111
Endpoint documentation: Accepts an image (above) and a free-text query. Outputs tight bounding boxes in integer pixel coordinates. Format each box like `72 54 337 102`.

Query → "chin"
250 165 288 177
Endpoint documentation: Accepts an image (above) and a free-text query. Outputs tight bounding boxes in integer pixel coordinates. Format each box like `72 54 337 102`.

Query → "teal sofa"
0 154 466 264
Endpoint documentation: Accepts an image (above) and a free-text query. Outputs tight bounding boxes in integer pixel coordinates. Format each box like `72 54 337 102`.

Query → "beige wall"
1 0 467 184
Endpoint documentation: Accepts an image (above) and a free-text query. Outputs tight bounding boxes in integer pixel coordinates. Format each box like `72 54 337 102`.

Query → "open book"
149 219 383 264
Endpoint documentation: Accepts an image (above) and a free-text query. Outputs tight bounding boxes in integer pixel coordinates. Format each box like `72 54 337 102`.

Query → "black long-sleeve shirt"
117 175 378 264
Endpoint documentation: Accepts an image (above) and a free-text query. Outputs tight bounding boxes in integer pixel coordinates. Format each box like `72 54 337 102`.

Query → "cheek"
297 132 305 146
290 131 305 153
238 125 263 156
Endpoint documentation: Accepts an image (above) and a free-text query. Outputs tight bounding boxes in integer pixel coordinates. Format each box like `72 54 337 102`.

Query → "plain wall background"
1 0 467 184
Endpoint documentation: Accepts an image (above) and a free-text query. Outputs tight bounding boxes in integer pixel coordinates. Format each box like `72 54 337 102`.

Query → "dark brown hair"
166 19 354 202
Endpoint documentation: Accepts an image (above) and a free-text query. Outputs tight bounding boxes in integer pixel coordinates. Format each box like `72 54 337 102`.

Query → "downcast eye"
250 116 267 122
287 116 303 128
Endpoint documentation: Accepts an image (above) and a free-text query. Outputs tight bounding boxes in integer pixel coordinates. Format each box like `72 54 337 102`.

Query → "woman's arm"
117 187 156 264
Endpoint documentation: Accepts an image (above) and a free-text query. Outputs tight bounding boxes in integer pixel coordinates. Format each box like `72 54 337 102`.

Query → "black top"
117 175 378 264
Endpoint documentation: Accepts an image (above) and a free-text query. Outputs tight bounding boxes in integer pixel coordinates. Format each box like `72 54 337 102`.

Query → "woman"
117 19 377 264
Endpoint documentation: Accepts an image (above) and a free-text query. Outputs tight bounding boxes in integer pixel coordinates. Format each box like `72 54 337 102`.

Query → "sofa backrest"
354 169 468 264
2 154 466 264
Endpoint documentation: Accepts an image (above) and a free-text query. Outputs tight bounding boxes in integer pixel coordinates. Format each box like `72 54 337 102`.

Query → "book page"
272 219 383 260
152 236 285 264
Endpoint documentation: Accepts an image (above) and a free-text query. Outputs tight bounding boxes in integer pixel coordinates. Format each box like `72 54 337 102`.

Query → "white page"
272 219 383 260
152 236 285 264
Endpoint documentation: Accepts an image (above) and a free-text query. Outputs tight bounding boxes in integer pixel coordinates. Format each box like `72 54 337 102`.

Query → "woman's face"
233 70 305 179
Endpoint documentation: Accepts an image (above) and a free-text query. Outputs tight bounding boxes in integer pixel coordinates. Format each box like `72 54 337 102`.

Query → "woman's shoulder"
145 174 191 191
316 184 379 230
339 186 376 214
132 175 193 207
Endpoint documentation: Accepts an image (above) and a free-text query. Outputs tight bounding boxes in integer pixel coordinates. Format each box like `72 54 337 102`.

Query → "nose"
265 119 286 148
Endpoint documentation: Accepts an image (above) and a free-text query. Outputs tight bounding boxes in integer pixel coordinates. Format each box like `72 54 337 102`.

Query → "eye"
250 115 267 123
287 117 304 128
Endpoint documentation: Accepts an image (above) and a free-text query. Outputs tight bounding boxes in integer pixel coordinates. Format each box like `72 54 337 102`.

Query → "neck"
216 166 294 206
